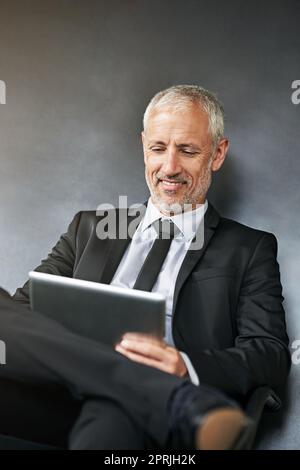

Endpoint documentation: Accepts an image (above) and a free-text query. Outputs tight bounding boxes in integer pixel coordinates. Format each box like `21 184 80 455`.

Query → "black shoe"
167 382 253 450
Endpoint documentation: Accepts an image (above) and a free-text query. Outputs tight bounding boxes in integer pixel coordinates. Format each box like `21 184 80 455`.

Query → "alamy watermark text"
0 80 6 104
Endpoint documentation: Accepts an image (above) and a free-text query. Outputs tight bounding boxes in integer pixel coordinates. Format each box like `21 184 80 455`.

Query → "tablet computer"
29 271 166 347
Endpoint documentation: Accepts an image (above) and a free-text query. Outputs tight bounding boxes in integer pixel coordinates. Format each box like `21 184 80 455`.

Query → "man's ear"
211 138 229 172
141 131 147 164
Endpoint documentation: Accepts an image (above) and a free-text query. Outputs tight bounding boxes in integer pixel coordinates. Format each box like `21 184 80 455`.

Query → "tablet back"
29 271 166 347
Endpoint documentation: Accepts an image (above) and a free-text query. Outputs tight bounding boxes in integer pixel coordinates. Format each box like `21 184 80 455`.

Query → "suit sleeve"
13 212 82 307
194 233 291 402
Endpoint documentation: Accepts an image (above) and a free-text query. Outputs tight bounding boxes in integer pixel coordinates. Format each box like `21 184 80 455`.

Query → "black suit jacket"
13 202 290 403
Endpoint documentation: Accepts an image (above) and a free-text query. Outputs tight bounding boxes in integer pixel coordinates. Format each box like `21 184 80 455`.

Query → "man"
1 85 290 449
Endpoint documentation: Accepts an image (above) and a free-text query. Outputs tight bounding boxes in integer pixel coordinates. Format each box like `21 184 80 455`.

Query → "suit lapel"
75 205 147 284
99 207 145 284
74 234 112 282
74 209 133 283
172 202 220 316
99 232 133 284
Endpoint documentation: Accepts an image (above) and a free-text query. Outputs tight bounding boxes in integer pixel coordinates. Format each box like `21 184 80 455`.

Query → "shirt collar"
140 197 208 242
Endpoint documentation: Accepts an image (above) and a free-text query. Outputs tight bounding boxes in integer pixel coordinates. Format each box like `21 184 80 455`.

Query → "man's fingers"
114 339 187 377
122 332 165 347
115 344 173 374
118 338 167 360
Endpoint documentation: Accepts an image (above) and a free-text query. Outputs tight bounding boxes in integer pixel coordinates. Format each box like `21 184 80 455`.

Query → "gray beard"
144 163 212 215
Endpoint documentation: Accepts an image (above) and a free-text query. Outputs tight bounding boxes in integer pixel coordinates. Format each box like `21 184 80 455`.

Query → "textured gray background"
0 0 299 449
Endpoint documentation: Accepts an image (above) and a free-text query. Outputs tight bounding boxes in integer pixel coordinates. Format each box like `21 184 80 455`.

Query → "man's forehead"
145 106 210 142
147 104 208 125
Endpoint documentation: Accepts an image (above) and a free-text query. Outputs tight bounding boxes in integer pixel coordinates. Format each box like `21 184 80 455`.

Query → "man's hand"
115 332 188 378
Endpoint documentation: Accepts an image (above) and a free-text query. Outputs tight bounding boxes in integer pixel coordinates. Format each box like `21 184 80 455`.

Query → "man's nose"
162 149 182 175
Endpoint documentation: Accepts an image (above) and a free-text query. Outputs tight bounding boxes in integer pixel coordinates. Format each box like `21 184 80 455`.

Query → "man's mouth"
158 178 186 190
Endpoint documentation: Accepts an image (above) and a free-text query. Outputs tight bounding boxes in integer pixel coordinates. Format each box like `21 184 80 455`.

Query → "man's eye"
151 148 164 152
181 149 196 155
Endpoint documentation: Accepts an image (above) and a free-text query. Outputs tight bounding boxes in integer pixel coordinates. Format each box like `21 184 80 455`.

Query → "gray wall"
0 0 299 449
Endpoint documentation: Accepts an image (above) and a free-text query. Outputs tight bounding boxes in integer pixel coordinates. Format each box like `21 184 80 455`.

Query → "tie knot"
153 219 179 240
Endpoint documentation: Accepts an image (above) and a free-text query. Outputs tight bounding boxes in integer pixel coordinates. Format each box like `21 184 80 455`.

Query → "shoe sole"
196 408 249 450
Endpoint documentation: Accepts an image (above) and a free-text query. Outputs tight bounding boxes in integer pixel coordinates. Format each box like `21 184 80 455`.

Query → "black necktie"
133 219 178 292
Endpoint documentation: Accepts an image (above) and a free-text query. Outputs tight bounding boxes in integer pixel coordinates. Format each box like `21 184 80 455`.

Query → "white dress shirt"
111 197 208 385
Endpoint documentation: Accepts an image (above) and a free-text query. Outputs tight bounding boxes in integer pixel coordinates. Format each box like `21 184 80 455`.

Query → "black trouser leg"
0 378 81 447
0 292 183 447
69 398 148 450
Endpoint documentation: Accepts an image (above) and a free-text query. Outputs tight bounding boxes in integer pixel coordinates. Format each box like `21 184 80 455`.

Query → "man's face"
142 104 228 214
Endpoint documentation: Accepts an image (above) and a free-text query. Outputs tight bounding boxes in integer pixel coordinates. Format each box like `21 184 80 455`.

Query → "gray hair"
143 84 225 148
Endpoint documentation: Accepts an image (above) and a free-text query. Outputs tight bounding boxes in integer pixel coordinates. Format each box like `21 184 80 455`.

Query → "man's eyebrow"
177 143 201 150
177 142 198 147
148 140 167 146
148 141 201 150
